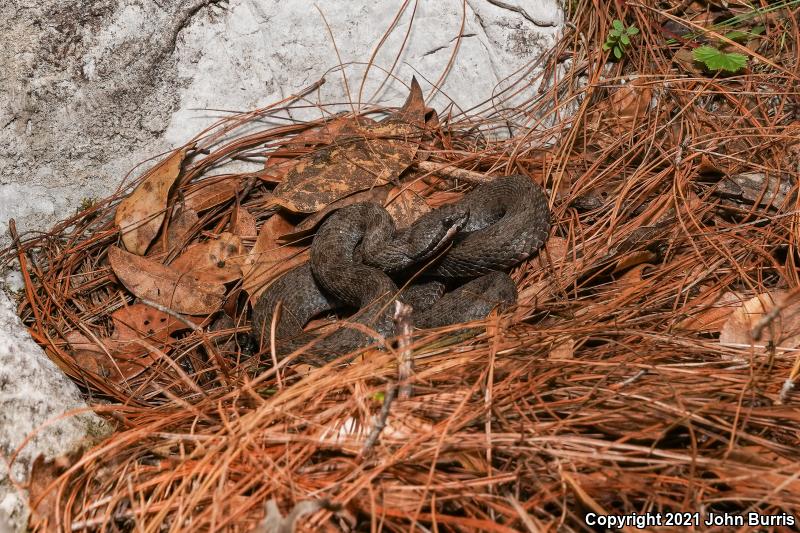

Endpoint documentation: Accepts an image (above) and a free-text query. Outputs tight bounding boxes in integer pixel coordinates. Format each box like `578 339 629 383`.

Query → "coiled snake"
251 174 551 361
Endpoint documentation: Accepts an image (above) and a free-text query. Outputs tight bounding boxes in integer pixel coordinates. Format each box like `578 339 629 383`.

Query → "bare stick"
416 161 493 184
270 300 284 390
394 300 415 400
360 300 415 455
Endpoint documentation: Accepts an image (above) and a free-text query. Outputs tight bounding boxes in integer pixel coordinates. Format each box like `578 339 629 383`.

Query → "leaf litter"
4 2 800 531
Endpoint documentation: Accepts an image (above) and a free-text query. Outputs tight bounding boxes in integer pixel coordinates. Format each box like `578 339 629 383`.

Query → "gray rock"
1 0 562 243
0 291 110 532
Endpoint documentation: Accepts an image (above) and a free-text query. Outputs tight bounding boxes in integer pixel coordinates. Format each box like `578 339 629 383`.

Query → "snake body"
251 174 550 360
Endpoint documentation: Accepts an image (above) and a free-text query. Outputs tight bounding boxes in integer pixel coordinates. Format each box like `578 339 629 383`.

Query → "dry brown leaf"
115 147 190 255
64 302 197 383
586 79 652 142
231 205 258 238
109 246 225 315
169 232 244 284
673 48 705 76
549 337 574 359
290 184 392 236
514 237 570 320
719 291 800 351
71 346 158 384
612 251 657 273
163 207 199 251
265 116 366 169
28 453 81 533
425 189 464 208
184 176 239 212
111 303 194 344
385 76 426 128
385 181 431 228
677 291 745 333
271 131 418 213
271 81 424 213
243 213 309 303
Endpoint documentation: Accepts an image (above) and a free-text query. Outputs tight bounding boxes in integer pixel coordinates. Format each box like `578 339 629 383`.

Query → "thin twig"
394 300 415 400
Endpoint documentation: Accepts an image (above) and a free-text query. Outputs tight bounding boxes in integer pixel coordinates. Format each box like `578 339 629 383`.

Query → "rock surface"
1 0 562 243
0 292 110 531
0 0 562 530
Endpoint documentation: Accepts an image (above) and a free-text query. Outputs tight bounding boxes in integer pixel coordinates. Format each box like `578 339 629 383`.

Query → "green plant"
603 19 639 59
692 45 749 73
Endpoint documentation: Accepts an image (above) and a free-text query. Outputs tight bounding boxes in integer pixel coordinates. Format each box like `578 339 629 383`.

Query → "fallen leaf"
28 453 81 533
271 82 424 213
720 291 800 351
425 190 463 208
384 76 426 128
549 337 574 359
677 291 744 333
586 79 652 143
271 131 419 212
713 172 795 211
115 147 190 255
384 181 431 228
242 213 309 303
673 48 705 76
290 185 392 236
71 346 158 384
169 232 244 284
231 205 257 238
111 303 193 344
184 176 239 212
163 207 199 251
265 116 365 169
514 237 571 320
108 246 225 315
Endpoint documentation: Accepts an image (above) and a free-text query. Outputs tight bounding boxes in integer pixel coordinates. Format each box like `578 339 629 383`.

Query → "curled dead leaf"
720 291 800 351
677 291 744 333
184 176 239 212
385 180 431 228
169 232 244 284
290 184 392 236
242 213 309 303
115 147 190 255
271 81 424 213
108 246 224 315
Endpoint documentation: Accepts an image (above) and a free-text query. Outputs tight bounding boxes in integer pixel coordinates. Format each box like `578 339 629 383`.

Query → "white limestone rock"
0 0 562 244
0 291 110 531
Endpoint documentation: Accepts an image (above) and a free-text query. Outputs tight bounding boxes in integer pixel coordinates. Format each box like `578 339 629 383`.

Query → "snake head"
405 204 469 261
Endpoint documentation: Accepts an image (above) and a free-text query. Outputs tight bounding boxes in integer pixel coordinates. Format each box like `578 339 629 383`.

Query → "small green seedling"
603 19 639 59
692 45 749 73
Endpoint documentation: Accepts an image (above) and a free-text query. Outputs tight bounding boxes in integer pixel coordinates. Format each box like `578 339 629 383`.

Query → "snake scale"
251 174 551 361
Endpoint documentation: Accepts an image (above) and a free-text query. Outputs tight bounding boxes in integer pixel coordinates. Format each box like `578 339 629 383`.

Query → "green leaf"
692 45 749 73
620 34 630 45
610 28 623 37
602 42 611 51
612 19 624 31
751 25 765 36
614 45 623 59
372 391 385 403
626 26 639 35
723 30 750 42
